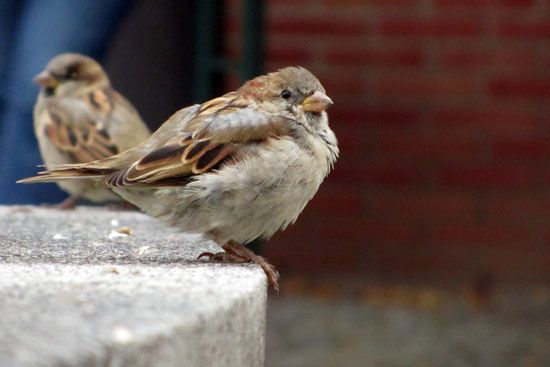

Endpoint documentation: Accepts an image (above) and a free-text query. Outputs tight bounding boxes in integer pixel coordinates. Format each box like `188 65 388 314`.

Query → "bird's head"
33 53 109 97
239 66 334 130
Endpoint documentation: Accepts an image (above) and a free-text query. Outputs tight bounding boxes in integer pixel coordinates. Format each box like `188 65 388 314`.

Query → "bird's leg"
198 240 280 291
107 201 138 211
43 194 79 210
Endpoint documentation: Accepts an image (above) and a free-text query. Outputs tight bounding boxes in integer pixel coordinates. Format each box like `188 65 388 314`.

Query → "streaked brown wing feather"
85 88 114 115
106 134 235 187
44 105 119 163
103 93 286 188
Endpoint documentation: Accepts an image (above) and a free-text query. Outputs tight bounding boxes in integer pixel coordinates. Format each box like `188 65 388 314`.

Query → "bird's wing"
42 100 119 163
105 92 291 187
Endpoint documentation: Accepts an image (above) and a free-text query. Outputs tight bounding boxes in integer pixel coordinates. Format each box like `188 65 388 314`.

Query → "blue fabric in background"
0 0 134 204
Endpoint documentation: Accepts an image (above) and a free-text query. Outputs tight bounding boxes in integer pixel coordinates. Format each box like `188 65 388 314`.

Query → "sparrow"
19 67 339 290
32 53 151 208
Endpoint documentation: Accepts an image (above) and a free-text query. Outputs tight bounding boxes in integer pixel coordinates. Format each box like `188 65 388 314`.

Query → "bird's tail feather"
17 164 111 184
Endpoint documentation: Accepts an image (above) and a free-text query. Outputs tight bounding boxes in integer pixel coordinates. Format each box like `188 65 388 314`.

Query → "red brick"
439 49 535 70
268 221 370 273
306 185 364 217
266 46 311 65
269 18 368 35
268 0 314 17
436 165 533 188
376 75 476 97
332 163 424 186
330 106 421 126
225 13 241 32
268 220 309 246
324 0 418 5
224 72 241 92
430 224 533 247
381 18 482 37
485 193 550 223
335 130 375 165
320 74 366 95
318 218 419 244
489 78 550 98
368 190 477 223
538 170 550 186
326 48 423 67
270 0 311 4
499 0 534 4
494 138 550 160
361 252 478 281
436 0 534 6
284 247 364 273
432 107 538 136
377 132 482 161
499 22 550 38
267 240 366 274
333 127 371 158
482 248 550 282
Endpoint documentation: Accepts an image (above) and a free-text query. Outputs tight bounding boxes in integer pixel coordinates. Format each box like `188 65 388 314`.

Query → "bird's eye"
45 87 55 96
280 89 292 99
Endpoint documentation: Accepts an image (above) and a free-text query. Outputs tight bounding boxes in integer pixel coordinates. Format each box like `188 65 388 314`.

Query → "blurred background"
2 0 550 366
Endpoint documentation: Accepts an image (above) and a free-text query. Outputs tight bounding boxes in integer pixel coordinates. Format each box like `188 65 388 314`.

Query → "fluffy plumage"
20 66 339 289
32 53 151 207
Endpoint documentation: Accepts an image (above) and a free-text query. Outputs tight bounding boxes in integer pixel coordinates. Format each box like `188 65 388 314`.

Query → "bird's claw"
197 242 280 291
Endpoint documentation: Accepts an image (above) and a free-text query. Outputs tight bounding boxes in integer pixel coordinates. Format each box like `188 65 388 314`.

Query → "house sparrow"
19 67 339 289
32 53 151 208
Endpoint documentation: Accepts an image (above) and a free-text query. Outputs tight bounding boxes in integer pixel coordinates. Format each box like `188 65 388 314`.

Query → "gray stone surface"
0 206 267 367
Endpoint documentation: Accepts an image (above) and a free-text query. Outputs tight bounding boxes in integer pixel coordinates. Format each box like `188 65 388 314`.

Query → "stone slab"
0 206 267 367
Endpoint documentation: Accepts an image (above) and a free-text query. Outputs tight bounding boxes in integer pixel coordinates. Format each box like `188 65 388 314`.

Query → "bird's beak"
33 70 58 88
301 91 333 113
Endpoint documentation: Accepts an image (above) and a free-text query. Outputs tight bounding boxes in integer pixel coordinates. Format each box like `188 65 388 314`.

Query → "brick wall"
227 0 550 284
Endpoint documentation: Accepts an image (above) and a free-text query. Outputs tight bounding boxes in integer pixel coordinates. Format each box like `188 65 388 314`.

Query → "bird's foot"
198 240 280 291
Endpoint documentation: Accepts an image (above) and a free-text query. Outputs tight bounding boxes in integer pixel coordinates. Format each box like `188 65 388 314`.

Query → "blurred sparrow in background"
32 53 150 208
20 67 338 289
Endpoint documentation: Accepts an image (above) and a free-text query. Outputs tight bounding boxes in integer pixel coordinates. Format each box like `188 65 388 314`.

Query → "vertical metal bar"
194 0 217 102
240 0 265 81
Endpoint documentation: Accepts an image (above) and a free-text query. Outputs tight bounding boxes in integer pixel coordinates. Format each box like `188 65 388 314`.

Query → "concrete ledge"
0 206 267 367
